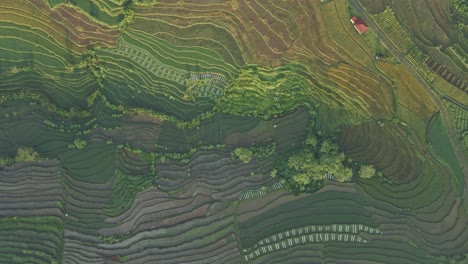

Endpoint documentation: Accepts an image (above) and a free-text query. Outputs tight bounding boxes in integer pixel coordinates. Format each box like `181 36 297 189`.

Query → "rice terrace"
0 0 467 263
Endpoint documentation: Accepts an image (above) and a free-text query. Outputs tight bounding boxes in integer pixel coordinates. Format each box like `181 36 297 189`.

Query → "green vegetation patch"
427 112 464 196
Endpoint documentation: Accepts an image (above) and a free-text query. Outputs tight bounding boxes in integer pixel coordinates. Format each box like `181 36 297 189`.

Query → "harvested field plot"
0 0 467 263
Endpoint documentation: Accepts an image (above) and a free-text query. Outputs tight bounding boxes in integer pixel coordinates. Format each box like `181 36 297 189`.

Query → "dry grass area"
377 61 438 122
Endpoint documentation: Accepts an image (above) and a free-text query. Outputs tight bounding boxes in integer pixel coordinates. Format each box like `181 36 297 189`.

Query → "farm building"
350 16 369 34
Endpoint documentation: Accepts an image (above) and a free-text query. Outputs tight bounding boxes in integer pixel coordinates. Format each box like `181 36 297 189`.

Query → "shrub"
74 139 87 149
231 147 254 163
359 165 376 179
15 147 39 162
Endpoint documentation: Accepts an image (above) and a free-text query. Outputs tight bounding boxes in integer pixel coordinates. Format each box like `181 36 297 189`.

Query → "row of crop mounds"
242 222 380 262
237 191 376 247
235 181 453 263
109 39 229 99
98 27 236 119
93 131 273 261
427 59 467 92
237 181 284 202
0 160 65 263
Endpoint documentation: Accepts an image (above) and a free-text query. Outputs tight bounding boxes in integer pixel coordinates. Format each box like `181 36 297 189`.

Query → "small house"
350 16 369 34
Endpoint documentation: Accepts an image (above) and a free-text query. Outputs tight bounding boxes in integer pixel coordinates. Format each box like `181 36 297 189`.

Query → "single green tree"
359 165 376 179
232 147 254 163
74 139 87 149
0 156 14 166
270 169 277 178
305 134 318 147
293 173 311 186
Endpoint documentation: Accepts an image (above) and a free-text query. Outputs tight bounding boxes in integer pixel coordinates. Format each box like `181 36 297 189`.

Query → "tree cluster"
277 130 377 194
15 147 39 162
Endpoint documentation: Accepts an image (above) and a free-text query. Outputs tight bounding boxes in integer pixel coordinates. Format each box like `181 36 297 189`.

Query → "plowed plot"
339 121 423 183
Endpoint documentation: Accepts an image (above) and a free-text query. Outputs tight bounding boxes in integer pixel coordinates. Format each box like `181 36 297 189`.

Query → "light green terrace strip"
237 181 284 202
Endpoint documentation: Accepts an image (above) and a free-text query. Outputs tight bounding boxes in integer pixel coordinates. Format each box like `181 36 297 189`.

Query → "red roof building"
354 19 369 34
350 16 369 34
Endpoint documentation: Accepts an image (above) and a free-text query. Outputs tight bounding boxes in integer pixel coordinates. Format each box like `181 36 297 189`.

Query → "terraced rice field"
0 0 467 263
